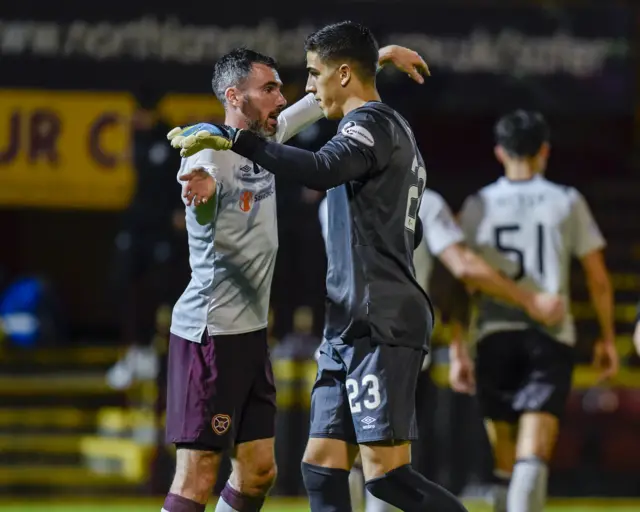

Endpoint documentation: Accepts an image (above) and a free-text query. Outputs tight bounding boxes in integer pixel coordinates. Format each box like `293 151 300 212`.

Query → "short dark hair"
304 21 379 79
211 48 278 106
494 110 550 158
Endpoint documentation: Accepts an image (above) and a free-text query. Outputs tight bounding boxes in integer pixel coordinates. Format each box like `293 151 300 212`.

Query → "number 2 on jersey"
494 223 545 280
346 374 382 413
405 157 427 231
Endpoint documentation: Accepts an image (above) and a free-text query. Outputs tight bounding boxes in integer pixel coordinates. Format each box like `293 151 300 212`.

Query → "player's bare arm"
439 273 477 395
580 249 618 380
438 242 565 327
448 319 476 395
377 44 430 83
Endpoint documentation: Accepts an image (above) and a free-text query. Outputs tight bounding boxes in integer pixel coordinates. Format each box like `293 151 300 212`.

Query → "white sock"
349 466 365 511
349 464 398 512
365 488 399 512
507 458 548 512
214 496 238 512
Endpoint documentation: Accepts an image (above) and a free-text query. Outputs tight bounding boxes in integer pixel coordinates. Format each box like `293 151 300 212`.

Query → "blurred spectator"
106 85 189 390
0 275 66 349
272 306 320 362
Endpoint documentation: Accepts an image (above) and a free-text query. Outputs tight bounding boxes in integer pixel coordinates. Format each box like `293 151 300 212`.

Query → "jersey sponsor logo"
254 185 274 202
239 162 269 183
241 171 270 184
212 414 231 435
341 121 375 147
239 190 254 212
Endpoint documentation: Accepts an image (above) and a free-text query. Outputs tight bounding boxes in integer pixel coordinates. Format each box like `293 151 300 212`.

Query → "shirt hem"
170 322 268 342
476 325 575 346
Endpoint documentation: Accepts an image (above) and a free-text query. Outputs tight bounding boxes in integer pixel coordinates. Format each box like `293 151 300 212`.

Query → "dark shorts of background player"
165 329 276 451
475 328 575 423
309 337 425 444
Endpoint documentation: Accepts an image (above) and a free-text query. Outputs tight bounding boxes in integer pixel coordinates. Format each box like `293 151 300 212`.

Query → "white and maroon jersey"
459 174 605 346
171 93 323 341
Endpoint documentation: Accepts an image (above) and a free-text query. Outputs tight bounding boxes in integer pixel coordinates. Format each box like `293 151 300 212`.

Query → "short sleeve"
177 149 234 200
568 188 606 257
275 93 324 144
458 193 484 249
418 189 465 255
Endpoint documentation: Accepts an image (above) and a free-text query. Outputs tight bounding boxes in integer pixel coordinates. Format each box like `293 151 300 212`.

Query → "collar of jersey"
499 174 543 185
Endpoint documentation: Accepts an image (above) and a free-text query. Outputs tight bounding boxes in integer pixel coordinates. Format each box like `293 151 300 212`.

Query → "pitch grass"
0 498 639 512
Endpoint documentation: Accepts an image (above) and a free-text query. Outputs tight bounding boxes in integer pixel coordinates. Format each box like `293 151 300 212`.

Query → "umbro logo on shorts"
361 416 376 430
212 414 231 435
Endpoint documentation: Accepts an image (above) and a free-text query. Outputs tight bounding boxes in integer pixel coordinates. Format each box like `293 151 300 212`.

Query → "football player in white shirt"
319 188 566 512
453 110 618 512
161 46 429 512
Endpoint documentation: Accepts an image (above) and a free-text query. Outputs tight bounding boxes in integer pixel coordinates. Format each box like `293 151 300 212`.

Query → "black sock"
365 464 468 512
301 462 352 512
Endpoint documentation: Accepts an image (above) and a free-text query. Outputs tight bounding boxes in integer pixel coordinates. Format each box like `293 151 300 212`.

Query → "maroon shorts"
165 329 276 450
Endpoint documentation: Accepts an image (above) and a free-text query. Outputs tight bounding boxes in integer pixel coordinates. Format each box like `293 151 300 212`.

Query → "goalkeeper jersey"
170 94 323 340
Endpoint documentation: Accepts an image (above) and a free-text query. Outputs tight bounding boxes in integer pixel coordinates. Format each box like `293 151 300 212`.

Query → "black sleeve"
232 108 392 191
636 299 640 325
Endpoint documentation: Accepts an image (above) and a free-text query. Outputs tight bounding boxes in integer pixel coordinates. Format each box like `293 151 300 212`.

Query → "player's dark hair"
304 21 379 80
494 110 550 158
211 47 278 106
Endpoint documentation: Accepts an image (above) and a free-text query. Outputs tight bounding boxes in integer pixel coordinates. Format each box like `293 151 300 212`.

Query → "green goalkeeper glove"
167 123 240 157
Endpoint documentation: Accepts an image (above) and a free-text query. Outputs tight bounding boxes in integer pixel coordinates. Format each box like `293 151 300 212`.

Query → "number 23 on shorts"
346 374 382 413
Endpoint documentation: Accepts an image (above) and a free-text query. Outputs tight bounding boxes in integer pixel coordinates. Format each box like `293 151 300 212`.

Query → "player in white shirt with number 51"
453 110 618 512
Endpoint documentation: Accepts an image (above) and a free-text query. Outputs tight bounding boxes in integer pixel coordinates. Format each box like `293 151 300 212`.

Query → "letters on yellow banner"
0 89 224 210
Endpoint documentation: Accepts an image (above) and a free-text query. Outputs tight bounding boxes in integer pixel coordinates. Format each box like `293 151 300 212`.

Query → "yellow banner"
0 89 224 210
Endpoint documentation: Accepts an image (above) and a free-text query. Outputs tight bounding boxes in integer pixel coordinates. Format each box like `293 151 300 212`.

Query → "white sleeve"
177 149 232 198
418 189 464 256
568 188 606 257
318 197 329 246
275 93 325 144
458 193 483 249
177 149 232 225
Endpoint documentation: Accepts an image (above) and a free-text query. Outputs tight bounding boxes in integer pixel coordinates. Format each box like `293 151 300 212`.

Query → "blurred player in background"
452 110 618 512
634 298 640 356
171 21 472 512
107 86 187 390
319 187 565 512
162 45 427 512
